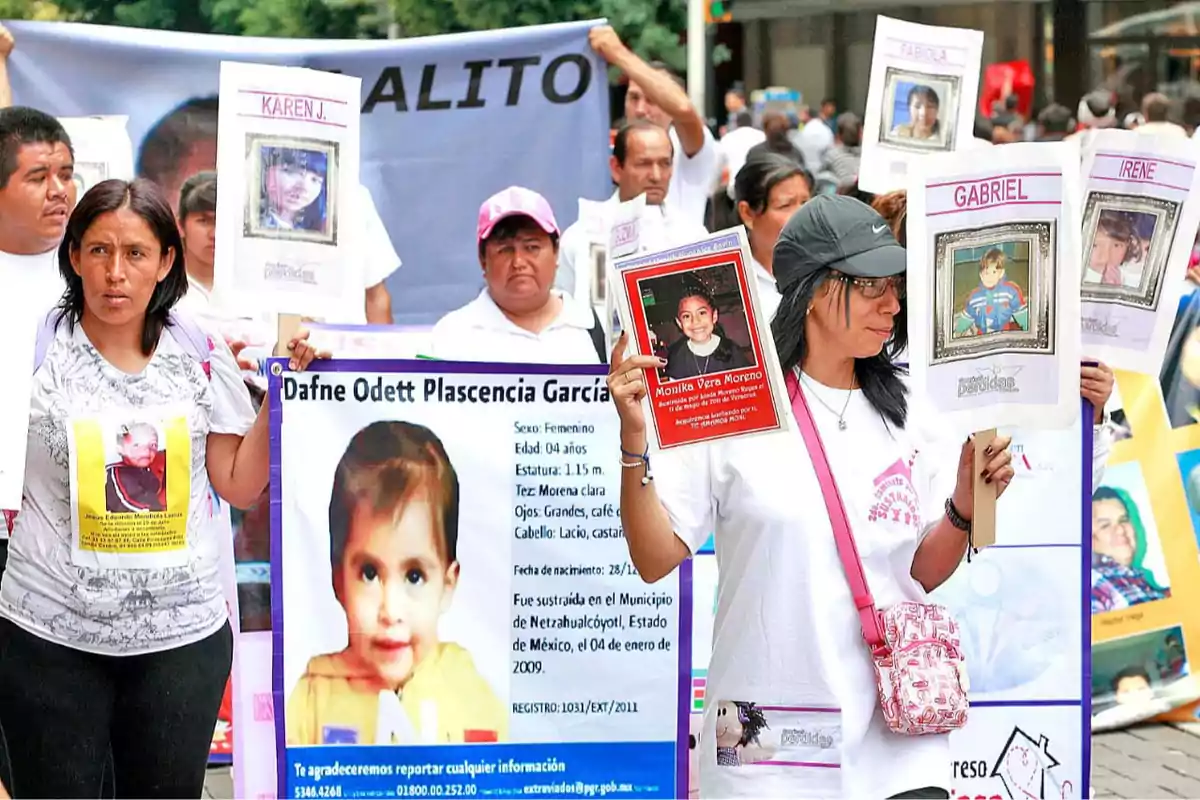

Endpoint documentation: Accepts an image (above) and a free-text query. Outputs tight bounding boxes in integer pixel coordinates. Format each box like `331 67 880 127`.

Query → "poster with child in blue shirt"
953 242 1030 337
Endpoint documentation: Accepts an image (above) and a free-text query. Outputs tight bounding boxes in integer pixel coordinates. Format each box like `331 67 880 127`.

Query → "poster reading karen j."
270 360 686 799
1079 130 1200 374
906 141 1083 433
858 15 984 195
612 229 789 451
213 61 363 320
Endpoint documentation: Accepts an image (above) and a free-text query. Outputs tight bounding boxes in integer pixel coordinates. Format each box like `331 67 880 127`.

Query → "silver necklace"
799 371 855 430
692 353 711 375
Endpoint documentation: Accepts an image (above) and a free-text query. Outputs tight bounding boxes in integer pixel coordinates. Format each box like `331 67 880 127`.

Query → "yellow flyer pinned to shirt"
67 407 192 570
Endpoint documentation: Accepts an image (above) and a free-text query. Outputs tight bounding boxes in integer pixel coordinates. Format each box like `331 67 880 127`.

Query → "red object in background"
463 730 499 743
210 676 234 757
980 60 1034 120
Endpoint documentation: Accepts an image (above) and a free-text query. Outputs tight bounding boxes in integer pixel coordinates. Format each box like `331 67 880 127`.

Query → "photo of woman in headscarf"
890 84 942 142
1091 484 1170 613
662 281 753 380
257 145 331 235
1084 208 1152 289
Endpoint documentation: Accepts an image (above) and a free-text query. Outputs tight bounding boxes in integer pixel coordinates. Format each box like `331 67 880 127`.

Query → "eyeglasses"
837 274 906 300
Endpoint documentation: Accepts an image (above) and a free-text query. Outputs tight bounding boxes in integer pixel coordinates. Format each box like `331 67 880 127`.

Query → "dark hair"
613 119 672 166
328 421 461 573
762 112 792 146
835 111 862 147
735 110 754 128
645 60 686 91
1037 103 1074 134
671 281 737 362
973 114 994 141
871 191 907 246
0 106 73 189
770 262 909 429
178 170 217 221
907 85 941 110
821 98 836 108
56 179 188 357
1111 665 1151 692
734 153 811 219
136 96 218 188
732 701 768 746
478 215 559 259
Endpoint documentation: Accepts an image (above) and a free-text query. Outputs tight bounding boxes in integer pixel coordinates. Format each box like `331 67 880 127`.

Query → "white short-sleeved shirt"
749 256 780 323
654 375 956 799
0 318 257 656
668 126 720 226
430 289 601 365
555 192 709 304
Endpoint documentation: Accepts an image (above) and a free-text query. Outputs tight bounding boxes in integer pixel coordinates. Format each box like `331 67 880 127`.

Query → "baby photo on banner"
1079 130 1200 374
906 141 1083 432
271 360 685 799
611 228 789 450
213 62 363 320
858 15 984 195
67 408 191 570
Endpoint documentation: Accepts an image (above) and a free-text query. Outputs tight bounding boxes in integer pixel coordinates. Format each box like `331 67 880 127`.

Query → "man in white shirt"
718 111 765 199
589 26 718 226
556 120 708 305
0 106 77 575
796 99 835 172
1139 92 1189 140
431 186 604 365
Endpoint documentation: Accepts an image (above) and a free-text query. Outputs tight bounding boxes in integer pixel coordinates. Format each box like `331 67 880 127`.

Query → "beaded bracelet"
620 446 654 486
945 497 976 562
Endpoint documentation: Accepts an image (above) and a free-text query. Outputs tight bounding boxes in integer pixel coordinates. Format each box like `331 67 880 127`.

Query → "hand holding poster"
272 360 683 798
610 229 788 450
907 141 1083 433
1079 130 1200 373
859 15 984 195
213 62 362 319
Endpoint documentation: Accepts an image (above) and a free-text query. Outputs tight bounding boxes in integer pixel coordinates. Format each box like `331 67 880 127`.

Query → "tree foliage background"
0 0 695 70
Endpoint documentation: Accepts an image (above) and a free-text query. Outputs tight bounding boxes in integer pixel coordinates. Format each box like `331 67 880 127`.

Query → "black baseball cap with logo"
772 194 906 294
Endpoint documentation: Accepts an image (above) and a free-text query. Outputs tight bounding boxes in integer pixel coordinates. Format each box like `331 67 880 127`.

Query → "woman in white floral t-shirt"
0 178 325 799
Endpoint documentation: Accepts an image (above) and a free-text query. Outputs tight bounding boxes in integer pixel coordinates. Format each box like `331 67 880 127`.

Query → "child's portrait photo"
931 221 1057 365
104 420 167 514
1091 625 1196 731
1091 461 1171 615
635 264 758 382
1082 192 1179 309
879 67 960 152
285 420 506 747
73 160 108 198
244 134 340 246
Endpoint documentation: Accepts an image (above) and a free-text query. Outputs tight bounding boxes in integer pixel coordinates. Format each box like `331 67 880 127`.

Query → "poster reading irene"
617 240 785 449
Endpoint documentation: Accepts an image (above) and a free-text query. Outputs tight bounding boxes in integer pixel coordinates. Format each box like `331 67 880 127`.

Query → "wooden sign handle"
970 428 999 549
274 314 304 359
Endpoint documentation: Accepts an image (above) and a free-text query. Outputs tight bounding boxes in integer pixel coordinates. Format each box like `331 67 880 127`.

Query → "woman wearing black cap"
606 195 1017 799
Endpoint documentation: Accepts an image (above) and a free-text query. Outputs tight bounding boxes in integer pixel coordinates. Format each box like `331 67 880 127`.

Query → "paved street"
203 724 1200 799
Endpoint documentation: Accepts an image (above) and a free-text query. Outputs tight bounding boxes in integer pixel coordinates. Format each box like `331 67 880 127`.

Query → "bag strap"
32 309 61 374
33 309 214 379
785 368 887 652
588 308 608 365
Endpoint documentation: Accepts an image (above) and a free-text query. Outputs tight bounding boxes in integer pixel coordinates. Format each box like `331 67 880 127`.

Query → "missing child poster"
67 408 191 570
1079 130 1200 374
213 62 363 319
611 229 789 451
859 15 984 195
906 141 1083 433
682 409 1095 798
57 115 134 197
271 359 685 799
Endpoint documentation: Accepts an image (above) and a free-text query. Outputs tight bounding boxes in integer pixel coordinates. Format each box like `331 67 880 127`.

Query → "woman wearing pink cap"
429 186 607 364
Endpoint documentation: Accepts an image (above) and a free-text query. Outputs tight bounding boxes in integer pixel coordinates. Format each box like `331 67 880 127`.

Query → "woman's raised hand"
606 332 666 439
952 432 1016 519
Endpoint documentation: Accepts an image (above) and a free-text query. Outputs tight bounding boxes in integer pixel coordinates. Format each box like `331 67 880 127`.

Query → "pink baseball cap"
476 186 560 244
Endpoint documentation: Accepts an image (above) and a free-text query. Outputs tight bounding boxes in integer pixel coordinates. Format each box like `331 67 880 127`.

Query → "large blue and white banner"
6 20 611 325
270 360 687 799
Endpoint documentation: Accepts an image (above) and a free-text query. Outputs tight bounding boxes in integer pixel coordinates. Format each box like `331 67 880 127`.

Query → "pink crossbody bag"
786 370 970 736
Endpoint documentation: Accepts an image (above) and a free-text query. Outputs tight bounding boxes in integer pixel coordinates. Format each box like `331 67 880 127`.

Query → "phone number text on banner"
269 360 686 799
